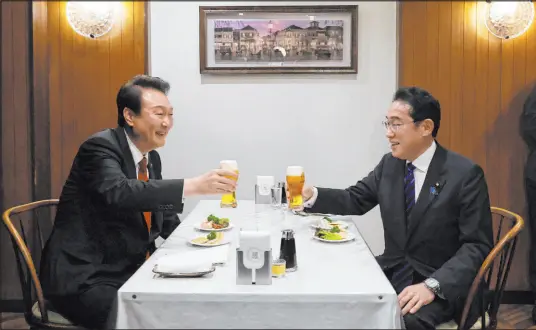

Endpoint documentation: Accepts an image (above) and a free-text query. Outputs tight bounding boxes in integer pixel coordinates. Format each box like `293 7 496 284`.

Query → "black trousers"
48 284 119 330
403 298 455 330
384 267 455 330
526 174 536 298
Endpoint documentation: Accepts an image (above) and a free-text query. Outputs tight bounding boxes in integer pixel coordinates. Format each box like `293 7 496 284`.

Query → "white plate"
313 232 356 243
195 223 234 232
310 221 349 230
323 215 353 222
189 238 230 247
152 265 216 278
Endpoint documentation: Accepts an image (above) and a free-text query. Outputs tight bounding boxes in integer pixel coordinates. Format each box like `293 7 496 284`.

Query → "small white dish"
313 232 356 243
189 240 230 247
195 222 234 232
310 221 349 230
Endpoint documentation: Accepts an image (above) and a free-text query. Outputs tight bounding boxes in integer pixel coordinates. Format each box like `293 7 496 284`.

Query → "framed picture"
199 5 358 74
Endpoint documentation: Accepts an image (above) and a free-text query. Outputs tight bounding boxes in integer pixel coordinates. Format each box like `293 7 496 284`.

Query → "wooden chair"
2 199 85 329
437 207 524 330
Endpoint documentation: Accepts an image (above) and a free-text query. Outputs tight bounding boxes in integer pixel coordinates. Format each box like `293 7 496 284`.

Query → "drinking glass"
286 166 305 210
271 259 286 277
271 186 282 209
220 160 239 208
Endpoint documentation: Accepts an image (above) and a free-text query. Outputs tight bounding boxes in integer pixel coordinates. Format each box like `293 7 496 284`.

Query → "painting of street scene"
213 19 344 63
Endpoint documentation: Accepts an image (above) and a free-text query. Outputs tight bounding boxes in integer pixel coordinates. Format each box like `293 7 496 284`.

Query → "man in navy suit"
302 87 493 329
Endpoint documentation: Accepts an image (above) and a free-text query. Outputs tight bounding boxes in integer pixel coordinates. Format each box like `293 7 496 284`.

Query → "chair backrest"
2 199 59 324
458 207 524 330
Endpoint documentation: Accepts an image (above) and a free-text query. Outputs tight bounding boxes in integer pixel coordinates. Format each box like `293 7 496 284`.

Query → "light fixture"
66 2 120 39
485 1 534 39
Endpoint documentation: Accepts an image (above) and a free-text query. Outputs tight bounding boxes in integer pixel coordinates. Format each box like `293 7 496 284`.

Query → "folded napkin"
155 245 230 274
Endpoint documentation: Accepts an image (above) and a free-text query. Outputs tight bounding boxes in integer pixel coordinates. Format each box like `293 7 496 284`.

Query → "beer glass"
220 160 239 208
286 166 305 210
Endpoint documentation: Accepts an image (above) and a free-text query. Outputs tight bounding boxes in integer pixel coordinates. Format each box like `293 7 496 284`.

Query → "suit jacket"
308 144 493 322
521 84 536 182
521 84 536 152
40 127 184 298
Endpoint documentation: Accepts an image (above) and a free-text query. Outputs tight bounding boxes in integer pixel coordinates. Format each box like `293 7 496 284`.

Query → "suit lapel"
406 144 447 240
148 152 163 234
114 127 150 234
114 127 137 179
386 158 408 247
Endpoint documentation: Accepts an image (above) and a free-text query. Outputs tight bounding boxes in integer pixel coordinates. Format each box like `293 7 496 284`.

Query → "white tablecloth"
115 200 402 329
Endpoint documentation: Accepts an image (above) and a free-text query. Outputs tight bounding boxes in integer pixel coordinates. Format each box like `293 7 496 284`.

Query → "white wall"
150 1 397 255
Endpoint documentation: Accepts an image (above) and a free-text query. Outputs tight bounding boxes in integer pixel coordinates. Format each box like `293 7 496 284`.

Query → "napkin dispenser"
255 176 274 205
236 230 272 285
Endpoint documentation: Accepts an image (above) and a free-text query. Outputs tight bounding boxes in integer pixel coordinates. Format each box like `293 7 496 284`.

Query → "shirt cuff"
303 187 319 208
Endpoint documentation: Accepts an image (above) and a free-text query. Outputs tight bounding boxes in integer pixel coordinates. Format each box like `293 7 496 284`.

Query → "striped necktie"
391 162 416 293
404 162 416 217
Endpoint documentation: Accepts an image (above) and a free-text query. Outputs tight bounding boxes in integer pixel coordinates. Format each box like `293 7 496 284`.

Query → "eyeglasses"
381 120 419 132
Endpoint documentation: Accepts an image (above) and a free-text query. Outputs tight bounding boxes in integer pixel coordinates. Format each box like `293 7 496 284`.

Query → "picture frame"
199 5 358 74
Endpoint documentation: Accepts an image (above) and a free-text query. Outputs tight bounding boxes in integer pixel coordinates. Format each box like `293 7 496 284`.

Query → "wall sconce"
485 1 534 39
66 2 120 39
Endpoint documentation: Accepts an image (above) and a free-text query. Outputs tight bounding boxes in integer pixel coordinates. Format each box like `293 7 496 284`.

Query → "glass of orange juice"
272 259 286 277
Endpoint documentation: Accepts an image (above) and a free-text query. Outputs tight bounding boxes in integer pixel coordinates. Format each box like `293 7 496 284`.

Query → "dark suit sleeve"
78 136 185 213
431 165 493 302
151 151 181 239
307 155 385 215
521 85 536 149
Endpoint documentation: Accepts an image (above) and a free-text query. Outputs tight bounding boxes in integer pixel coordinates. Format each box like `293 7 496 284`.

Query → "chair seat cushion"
31 301 74 326
436 312 489 329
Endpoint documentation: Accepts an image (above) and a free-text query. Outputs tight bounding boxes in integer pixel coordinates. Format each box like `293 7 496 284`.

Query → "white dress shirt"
304 141 437 208
124 129 149 178
406 140 437 201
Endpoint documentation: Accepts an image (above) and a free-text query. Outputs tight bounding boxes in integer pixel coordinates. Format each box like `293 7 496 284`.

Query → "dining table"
114 199 403 329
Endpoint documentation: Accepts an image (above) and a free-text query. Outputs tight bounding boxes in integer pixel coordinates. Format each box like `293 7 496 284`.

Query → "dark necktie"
391 162 416 293
138 157 151 259
404 162 416 218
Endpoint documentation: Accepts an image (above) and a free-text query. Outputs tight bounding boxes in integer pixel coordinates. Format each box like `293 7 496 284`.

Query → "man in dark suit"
39 75 237 329
520 83 536 323
301 87 493 330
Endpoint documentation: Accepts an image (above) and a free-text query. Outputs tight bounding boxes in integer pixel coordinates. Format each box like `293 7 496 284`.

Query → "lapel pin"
430 182 441 196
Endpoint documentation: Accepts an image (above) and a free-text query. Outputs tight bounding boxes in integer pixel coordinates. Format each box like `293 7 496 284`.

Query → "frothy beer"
220 160 239 208
286 166 305 210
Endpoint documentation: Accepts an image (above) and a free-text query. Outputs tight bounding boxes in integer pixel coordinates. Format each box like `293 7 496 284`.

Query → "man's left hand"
398 283 435 315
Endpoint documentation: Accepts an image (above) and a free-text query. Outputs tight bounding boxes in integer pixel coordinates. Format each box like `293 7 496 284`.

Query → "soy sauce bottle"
280 229 297 272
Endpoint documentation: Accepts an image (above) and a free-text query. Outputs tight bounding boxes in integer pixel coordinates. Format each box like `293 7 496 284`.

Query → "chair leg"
532 304 536 324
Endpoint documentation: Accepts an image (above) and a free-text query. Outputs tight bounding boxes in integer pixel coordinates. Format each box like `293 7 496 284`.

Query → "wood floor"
1 304 535 329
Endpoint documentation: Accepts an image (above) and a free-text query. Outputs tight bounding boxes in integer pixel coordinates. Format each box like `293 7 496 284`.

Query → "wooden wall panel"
1 1 33 302
36 1 147 199
1 1 147 309
399 1 535 292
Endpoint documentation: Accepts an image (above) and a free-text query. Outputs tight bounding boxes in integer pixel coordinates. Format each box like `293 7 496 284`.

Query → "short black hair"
116 75 171 127
393 87 441 137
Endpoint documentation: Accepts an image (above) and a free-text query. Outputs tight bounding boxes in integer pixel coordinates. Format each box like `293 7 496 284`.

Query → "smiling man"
301 87 493 329
39 75 237 329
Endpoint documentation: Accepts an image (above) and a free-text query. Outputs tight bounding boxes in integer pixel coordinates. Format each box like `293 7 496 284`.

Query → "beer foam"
286 166 304 176
220 160 238 170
